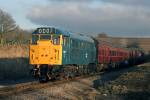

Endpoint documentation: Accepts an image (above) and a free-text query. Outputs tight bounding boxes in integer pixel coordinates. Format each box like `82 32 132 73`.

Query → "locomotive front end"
29 28 63 82
30 28 63 65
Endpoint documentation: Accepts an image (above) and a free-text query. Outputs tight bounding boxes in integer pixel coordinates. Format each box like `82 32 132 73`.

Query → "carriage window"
110 51 113 56
112 51 115 56
104 49 106 56
102 50 105 55
116 52 118 56
110 51 112 56
114 51 116 56
101 50 103 55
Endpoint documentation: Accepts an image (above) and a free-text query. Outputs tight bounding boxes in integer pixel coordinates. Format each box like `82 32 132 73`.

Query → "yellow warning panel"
29 40 62 65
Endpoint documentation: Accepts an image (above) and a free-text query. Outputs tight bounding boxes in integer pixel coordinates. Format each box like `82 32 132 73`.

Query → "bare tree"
127 41 139 48
0 9 17 44
97 32 108 38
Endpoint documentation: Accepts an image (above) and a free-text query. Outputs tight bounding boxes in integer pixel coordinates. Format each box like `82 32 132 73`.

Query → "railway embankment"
94 62 150 100
0 45 31 81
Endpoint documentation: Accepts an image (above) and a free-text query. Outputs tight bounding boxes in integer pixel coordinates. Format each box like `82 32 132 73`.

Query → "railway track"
0 73 101 98
1 61 148 98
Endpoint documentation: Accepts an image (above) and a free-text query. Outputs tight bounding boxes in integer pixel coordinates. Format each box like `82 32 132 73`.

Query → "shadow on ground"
95 91 150 100
0 57 34 85
93 67 135 89
119 91 150 100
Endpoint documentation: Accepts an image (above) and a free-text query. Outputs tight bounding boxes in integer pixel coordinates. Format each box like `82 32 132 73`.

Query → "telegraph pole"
1 24 3 33
0 24 4 45
0 24 3 33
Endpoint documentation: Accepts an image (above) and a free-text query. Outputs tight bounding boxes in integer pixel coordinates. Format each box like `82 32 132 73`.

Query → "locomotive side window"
80 42 84 48
63 37 66 46
52 35 60 45
63 36 71 47
72 39 75 47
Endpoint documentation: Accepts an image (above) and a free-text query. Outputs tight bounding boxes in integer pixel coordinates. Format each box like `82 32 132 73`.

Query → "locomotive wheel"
39 65 50 83
83 65 87 75
63 66 76 80
30 68 39 78
108 63 113 70
39 75 49 83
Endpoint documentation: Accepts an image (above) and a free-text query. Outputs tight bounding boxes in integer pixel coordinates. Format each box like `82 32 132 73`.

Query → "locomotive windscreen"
32 35 39 44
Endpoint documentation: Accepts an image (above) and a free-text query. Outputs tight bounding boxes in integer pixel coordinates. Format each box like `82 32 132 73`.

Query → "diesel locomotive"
29 27 144 82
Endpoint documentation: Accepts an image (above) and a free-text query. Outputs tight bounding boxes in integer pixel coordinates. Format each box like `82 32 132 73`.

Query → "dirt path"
1 63 150 100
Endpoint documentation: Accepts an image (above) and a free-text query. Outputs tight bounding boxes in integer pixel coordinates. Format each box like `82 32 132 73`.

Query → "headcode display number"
38 28 50 34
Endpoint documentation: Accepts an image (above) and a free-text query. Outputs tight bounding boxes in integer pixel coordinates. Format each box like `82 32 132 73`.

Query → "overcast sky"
0 0 150 37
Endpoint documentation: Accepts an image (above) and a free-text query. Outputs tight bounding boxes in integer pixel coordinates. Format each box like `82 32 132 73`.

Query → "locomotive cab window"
40 34 51 40
32 35 39 44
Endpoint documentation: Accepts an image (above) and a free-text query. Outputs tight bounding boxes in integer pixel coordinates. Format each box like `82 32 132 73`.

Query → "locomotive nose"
38 46 51 64
37 40 52 64
30 40 52 64
30 40 62 65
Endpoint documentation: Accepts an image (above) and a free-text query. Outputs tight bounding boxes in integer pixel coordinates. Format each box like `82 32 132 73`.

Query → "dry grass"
119 72 145 80
0 45 28 58
4 77 99 100
96 63 150 100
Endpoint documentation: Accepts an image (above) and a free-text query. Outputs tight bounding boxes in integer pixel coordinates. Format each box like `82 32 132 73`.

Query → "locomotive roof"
33 27 94 43
70 33 94 43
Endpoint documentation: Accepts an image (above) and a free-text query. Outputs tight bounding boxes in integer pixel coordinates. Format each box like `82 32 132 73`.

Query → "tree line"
0 8 141 48
0 9 32 45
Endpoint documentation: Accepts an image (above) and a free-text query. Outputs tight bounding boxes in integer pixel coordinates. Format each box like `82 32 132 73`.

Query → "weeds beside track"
0 73 102 98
